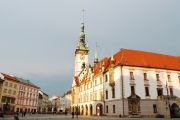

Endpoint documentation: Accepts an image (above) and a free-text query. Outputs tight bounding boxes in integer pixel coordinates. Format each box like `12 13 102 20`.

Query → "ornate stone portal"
128 94 141 116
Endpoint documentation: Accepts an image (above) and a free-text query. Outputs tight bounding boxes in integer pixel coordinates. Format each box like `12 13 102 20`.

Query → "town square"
0 0 180 119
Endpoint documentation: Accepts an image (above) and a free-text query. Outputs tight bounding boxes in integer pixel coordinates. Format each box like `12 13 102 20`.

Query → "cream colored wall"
1 79 19 102
123 66 180 99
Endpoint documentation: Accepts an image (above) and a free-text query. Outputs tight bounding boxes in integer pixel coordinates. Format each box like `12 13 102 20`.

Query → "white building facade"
60 90 72 113
71 22 180 118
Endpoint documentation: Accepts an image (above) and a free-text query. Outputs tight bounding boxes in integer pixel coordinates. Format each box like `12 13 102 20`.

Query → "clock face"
80 55 85 60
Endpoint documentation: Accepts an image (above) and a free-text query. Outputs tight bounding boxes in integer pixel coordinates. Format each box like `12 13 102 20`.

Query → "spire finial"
82 9 85 24
94 42 99 63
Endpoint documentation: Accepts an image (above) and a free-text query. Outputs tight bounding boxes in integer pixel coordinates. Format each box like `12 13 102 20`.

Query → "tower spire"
76 9 88 52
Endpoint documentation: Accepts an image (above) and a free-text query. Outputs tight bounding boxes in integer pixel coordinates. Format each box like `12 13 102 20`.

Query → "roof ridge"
122 48 178 58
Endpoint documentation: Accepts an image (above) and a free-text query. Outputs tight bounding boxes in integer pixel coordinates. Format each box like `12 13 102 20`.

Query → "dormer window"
130 72 135 80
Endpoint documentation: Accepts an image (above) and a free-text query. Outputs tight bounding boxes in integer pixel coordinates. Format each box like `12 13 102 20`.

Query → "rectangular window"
106 105 108 113
131 86 135 95
112 87 115 98
144 73 148 80
9 83 13 87
8 90 12 94
130 72 135 80
153 104 157 113
170 88 173 96
156 74 160 81
105 74 108 82
168 75 171 82
113 105 116 113
106 90 108 99
157 88 163 96
145 87 150 96
5 82 8 86
13 91 16 95
3 89 7 93
14 84 17 88
1 96 6 103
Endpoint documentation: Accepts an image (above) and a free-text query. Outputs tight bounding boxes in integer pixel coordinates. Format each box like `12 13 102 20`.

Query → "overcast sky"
0 0 179 96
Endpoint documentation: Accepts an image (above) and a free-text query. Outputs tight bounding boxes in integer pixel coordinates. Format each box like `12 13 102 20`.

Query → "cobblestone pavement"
0 114 177 120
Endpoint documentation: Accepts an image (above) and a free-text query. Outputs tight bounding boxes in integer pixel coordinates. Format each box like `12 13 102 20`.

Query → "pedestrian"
24 111 26 117
76 111 78 118
21 111 24 117
14 116 19 120
72 111 74 119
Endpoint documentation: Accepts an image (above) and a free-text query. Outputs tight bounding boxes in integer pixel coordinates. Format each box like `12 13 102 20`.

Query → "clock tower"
74 22 89 76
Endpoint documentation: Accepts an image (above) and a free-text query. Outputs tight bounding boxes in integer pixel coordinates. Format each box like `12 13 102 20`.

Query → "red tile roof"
94 48 180 75
76 48 180 86
1 73 18 81
115 49 180 71
94 57 110 75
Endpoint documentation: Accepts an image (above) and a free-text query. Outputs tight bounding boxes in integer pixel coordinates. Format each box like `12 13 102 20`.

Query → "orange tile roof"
94 57 109 75
115 49 180 71
94 48 180 75
1 73 18 81
76 48 180 86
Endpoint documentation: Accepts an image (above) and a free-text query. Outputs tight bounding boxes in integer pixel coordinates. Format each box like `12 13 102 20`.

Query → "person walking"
72 111 74 119
76 111 78 118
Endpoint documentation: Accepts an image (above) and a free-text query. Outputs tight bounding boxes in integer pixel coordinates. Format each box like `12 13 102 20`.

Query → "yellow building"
0 73 19 112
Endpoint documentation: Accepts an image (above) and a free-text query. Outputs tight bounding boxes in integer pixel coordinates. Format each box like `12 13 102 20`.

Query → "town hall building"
71 22 180 118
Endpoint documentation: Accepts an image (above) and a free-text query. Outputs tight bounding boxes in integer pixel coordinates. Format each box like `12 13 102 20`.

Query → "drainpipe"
120 65 125 117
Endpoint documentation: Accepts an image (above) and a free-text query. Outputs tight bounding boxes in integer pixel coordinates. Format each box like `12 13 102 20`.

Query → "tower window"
131 86 135 95
130 72 135 80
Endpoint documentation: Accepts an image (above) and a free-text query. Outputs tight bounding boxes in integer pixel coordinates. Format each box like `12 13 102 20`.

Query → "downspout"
120 65 125 117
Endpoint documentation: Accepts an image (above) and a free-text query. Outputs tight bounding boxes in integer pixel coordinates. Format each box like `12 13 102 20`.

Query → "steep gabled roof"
94 57 110 76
